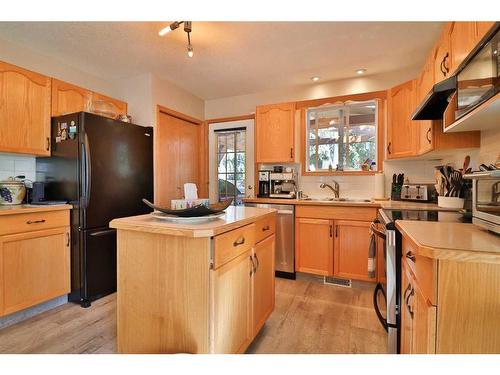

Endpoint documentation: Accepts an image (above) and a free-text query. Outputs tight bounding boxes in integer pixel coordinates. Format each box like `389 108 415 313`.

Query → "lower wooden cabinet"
334 220 375 282
0 226 70 316
295 218 333 276
252 235 275 336
212 249 254 354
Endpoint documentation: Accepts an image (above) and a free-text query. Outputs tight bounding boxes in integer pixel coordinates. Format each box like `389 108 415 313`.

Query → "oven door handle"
373 282 388 332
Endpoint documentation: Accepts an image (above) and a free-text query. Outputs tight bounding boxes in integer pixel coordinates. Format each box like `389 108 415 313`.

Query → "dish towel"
367 229 376 278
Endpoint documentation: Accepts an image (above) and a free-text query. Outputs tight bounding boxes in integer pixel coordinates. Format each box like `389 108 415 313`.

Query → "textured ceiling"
0 22 443 99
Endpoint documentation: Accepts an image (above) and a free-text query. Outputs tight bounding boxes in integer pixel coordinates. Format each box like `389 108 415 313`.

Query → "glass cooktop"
381 209 473 224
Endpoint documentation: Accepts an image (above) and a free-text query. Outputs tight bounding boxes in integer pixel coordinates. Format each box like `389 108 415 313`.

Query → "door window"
216 129 246 205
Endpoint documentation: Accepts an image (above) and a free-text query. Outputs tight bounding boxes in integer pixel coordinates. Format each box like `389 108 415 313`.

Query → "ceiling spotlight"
187 45 194 58
311 76 320 82
158 21 181 36
356 68 367 75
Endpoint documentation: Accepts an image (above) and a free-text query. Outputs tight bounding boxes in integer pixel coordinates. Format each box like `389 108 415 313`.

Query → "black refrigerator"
36 112 153 307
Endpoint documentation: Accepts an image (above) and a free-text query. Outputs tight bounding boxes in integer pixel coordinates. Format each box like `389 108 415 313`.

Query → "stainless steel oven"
465 170 500 234
371 210 401 354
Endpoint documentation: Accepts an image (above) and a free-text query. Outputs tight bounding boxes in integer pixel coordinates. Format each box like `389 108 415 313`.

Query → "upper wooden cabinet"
475 22 496 41
255 102 295 163
449 22 478 75
433 24 452 83
0 60 51 156
51 78 92 117
416 54 436 155
91 92 127 119
387 80 417 159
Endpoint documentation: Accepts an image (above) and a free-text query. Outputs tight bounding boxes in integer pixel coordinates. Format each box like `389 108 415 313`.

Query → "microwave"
456 26 500 120
465 170 500 234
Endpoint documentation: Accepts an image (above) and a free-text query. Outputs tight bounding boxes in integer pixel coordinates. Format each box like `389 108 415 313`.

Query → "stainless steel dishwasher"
245 203 295 279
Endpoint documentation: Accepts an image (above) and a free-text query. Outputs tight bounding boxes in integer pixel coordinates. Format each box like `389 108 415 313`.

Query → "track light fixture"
159 21 194 58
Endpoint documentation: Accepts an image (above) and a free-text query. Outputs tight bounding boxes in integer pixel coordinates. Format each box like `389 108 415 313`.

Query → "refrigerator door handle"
82 134 92 208
373 282 388 332
89 229 116 237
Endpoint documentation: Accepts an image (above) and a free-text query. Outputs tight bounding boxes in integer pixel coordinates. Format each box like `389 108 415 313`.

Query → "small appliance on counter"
28 181 67 205
257 170 271 197
270 168 297 199
0 176 26 205
390 173 436 202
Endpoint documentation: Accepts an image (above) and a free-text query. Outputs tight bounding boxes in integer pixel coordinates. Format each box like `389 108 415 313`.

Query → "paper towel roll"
374 173 385 199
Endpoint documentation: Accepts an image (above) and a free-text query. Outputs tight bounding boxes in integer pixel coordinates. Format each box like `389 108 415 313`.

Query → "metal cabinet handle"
254 254 260 270
233 236 245 247
66 232 70 247
46 137 50 151
290 147 293 159
426 127 432 144
329 224 333 238
406 287 415 319
406 251 416 262
335 225 339 238
249 256 254 276
27 219 46 224
262 225 270 232
443 52 450 73
440 58 446 75
403 282 411 301
387 142 392 155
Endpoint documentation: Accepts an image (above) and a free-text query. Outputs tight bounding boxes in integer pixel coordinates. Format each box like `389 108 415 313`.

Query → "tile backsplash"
0 153 36 183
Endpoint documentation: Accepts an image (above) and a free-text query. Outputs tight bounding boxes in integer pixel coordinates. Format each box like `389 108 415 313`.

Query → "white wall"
204 67 420 119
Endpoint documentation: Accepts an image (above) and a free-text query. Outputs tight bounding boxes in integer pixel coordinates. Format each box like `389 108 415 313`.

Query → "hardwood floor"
0 275 387 354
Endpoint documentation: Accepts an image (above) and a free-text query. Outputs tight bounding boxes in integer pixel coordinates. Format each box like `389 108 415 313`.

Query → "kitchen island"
109 206 277 354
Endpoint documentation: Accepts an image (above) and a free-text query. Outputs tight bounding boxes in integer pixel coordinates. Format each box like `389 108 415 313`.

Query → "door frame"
206 114 255 203
155 105 206 202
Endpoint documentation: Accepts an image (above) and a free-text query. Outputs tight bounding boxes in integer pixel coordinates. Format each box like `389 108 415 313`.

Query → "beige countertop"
243 197 455 211
396 220 500 264
110 206 276 238
0 204 72 216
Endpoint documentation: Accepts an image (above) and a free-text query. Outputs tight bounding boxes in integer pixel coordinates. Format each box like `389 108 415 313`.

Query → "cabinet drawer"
0 210 70 236
214 224 255 269
402 236 437 305
254 215 276 243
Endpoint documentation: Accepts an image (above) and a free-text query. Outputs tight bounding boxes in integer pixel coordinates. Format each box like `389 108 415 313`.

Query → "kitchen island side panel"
116 229 211 353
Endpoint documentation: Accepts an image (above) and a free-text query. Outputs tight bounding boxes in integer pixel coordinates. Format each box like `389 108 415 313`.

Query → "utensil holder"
438 196 464 209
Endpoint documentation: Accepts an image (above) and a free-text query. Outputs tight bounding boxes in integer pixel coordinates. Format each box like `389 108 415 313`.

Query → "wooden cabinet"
51 78 92 116
252 234 275 336
333 220 374 282
156 108 202 207
387 80 417 159
255 102 295 163
449 22 478 74
91 92 127 119
212 249 253 354
416 53 436 155
295 217 333 276
434 24 452 83
475 22 496 41
400 261 413 354
0 208 71 317
0 60 51 156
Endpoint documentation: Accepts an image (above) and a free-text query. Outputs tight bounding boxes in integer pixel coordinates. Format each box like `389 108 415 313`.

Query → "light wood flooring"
0 275 387 354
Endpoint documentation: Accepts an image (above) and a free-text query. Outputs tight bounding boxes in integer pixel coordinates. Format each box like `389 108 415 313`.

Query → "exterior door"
253 235 275 336
295 218 333 276
333 220 375 282
211 250 253 354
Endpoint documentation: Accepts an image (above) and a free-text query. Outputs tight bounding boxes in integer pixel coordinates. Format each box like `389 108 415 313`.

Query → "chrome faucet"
320 180 340 198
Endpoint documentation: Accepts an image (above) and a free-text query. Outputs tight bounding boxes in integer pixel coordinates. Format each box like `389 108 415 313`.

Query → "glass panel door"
216 129 246 205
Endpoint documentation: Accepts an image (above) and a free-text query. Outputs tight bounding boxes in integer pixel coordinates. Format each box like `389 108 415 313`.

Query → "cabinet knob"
262 225 270 232
406 251 416 262
233 236 245 247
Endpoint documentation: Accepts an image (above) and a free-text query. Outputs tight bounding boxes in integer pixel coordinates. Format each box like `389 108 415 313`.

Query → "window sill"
302 170 381 176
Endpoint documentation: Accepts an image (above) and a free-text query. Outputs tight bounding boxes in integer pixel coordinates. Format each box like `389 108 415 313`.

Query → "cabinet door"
450 22 477 74
400 262 413 354
91 92 128 119
51 78 92 117
475 22 496 41
333 220 374 282
0 60 51 156
255 102 295 163
387 80 417 159
253 235 275 336
413 283 437 354
416 54 435 155
212 250 253 354
434 24 452 83
295 218 333 276
0 227 70 316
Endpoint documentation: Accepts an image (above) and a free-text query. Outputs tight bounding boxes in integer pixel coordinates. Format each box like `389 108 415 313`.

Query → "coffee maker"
257 170 271 197
270 169 297 199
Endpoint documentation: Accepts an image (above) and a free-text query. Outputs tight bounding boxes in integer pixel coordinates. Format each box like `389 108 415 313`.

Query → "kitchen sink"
300 197 372 203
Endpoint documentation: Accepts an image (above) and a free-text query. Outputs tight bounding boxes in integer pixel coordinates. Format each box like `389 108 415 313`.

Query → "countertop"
242 197 455 211
0 204 72 216
396 220 500 264
110 206 276 238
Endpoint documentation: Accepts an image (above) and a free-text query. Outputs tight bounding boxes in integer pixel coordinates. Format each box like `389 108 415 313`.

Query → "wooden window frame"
299 92 385 177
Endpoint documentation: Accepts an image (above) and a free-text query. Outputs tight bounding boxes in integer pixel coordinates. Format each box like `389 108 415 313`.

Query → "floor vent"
324 276 352 288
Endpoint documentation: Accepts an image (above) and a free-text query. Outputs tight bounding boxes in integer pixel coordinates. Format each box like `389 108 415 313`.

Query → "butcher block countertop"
0 204 72 216
109 205 276 238
243 197 455 211
396 220 500 264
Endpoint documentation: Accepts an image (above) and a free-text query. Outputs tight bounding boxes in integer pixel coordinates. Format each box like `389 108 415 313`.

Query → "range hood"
411 76 457 120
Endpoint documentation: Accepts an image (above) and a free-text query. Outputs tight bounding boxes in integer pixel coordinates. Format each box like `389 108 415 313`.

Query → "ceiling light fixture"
159 21 194 58
356 68 367 75
311 76 320 82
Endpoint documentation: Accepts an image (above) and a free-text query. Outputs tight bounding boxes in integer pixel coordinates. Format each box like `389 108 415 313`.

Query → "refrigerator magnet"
56 136 62 143
61 129 67 141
